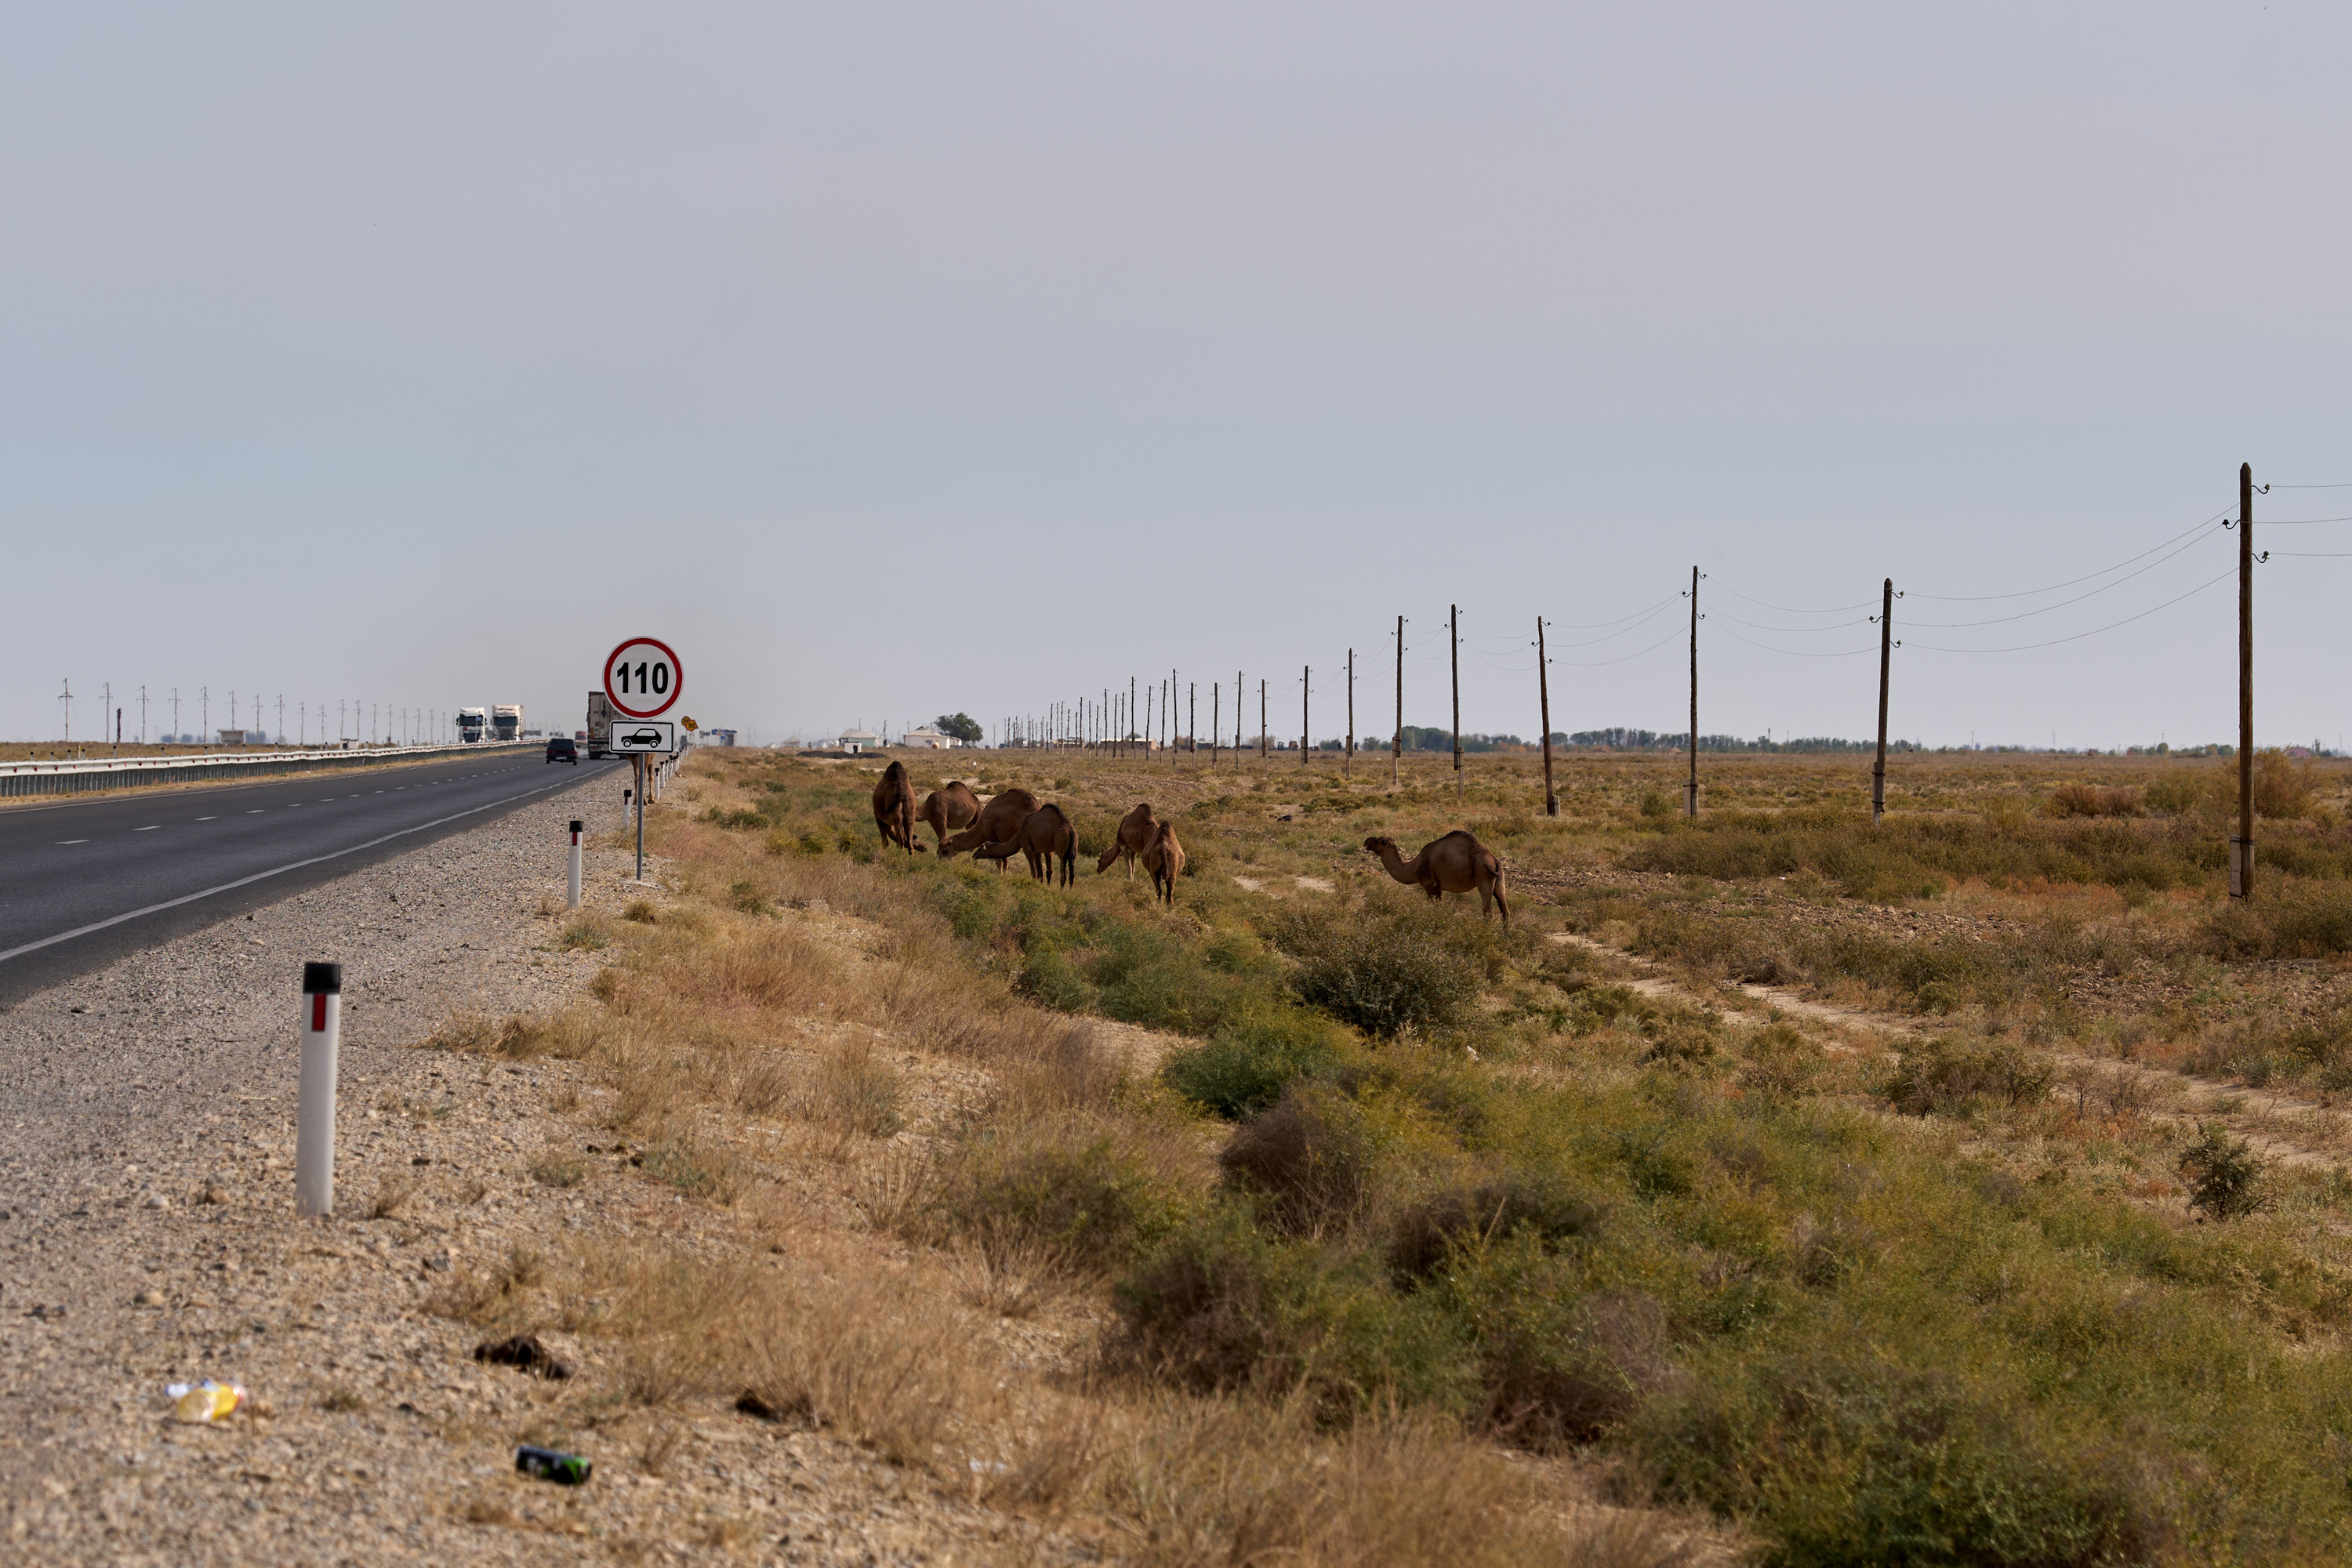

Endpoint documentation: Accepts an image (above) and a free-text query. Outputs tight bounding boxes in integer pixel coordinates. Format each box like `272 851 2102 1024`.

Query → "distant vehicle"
620 728 664 748
458 706 487 743
545 737 579 764
586 692 612 758
492 704 523 742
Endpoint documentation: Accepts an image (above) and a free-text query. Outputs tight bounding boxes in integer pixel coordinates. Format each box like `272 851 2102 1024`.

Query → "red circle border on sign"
604 637 682 720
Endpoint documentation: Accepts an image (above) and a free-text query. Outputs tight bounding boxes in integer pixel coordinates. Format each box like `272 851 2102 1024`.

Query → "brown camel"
916 780 982 851
1363 831 1508 924
937 786 1040 870
1096 800 1158 879
871 760 918 855
973 804 1076 886
1142 820 1185 907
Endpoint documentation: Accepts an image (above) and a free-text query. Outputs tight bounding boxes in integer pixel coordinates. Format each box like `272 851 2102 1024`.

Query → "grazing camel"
974 804 1076 886
937 786 1040 869
871 760 918 855
1096 801 1158 879
917 780 982 851
1363 831 1508 924
1141 820 1185 908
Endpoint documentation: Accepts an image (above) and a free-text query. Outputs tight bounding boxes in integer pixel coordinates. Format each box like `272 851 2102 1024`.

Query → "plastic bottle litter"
514 1445 592 1485
166 1380 245 1425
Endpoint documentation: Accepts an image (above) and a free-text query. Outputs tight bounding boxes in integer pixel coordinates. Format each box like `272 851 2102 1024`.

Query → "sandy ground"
0 783 1034 1566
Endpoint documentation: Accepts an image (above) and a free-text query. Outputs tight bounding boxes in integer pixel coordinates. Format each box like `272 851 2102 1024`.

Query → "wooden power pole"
1536 616 1556 816
1189 681 1196 755
1873 578 1893 826
1393 615 1403 787
1686 567 1700 818
1450 603 1462 801
1235 671 1243 753
1301 666 1310 768
1259 678 1267 763
2235 461 2255 898
1211 682 1219 765
1345 648 1355 779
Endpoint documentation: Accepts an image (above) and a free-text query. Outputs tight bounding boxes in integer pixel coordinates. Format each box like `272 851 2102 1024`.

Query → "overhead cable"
1906 565 2236 653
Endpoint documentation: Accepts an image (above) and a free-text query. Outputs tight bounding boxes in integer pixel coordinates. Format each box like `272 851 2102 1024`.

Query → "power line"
1908 510 2230 601
1708 608 1874 633
1554 627 1685 668
1907 564 2236 653
1902 521 2224 627
1714 585 1878 615
1711 624 1879 658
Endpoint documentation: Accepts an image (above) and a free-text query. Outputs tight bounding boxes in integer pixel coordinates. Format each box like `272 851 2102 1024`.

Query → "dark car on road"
545 737 579 764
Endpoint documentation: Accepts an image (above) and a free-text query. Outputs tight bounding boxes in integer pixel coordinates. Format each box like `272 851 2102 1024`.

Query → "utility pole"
1686 568 1702 818
2234 460 2255 898
1235 671 1243 753
1537 618 1556 816
60 678 71 744
1345 648 1355 779
1394 615 1403 787
1872 579 1894 826
1163 673 1172 753
1259 678 1268 763
278 695 285 746
1211 682 1219 764
1189 681 1196 755
101 682 111 752
1301 665 1310 767
170 688 179 742
1131 676 1137 758
1450 604 1462 801
139 685 147 745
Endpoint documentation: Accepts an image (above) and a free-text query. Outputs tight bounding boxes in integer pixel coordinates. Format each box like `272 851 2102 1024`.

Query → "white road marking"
56 839 87 845
246 809 263 815
133 826 158 832
195 816 216 822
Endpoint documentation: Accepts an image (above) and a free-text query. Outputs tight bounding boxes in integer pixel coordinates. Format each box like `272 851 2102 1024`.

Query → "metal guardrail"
0 742 535 800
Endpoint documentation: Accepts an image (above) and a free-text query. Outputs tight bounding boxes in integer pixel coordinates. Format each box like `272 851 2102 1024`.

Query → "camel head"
1363 836 1398 855
971 840 1018 862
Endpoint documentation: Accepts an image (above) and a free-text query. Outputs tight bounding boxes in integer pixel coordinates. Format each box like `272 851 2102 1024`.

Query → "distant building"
901 725 957 749
698 728 739 747
838 728 880 753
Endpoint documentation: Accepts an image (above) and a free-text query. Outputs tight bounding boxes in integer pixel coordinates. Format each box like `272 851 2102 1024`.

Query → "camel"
917 780 982 851
871 760 918 855
1096 801 1159 879
937 786 1040 870
1363 831 1508 924
1141 820 1185 907
973 804 1076 886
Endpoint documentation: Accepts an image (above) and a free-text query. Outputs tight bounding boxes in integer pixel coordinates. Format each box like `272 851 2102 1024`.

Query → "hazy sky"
5 4 2350 750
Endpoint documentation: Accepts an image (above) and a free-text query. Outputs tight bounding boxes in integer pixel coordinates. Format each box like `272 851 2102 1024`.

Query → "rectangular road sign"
608 720 675 753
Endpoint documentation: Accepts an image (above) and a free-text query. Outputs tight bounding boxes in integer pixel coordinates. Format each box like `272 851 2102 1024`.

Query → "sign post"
604 639 681 885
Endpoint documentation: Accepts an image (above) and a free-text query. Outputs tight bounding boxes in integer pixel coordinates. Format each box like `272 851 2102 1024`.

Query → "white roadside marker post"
296 961 342 1218
568 818 583 910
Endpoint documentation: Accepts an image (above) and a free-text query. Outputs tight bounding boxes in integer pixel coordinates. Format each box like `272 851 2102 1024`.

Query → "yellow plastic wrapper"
169 1380 245 1424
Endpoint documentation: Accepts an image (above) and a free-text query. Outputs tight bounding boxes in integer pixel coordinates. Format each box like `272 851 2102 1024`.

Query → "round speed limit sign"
604 637 682 720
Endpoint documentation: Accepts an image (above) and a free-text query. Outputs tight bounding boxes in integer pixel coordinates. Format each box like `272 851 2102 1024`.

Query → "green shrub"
2179 1123 2266 1220
1162 1007 1351 1119
934 1128 1191 1271
1268 900 1483 1038
1109 1210 1477 1417
1636 1352 2172 1567
1218 1083 1375 1235
1882 1036 2054 1116
1386 1170 1608 1286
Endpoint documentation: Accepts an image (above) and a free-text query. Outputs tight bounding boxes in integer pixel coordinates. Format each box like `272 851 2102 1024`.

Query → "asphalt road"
0 750 629 1007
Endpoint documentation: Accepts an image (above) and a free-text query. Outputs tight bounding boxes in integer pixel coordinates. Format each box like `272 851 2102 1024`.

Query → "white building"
900 725 958 749
838 728 880 753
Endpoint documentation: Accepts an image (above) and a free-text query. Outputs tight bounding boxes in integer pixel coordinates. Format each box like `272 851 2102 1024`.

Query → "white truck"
586 692 613 758
492 704 522 742
458 706 488 743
